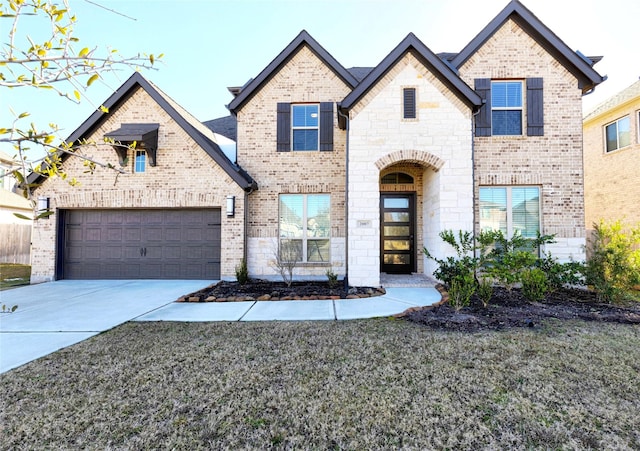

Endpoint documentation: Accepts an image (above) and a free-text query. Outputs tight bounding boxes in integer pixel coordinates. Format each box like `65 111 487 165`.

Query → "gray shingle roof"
203 115 237 141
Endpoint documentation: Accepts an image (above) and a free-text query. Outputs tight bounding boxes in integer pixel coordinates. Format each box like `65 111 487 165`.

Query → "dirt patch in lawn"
178 279 386 302
404 286 640 332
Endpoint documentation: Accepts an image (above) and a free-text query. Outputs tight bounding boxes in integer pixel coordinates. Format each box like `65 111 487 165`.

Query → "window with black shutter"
526 78 544 136
403 87 416 119
474 78 492 136
277 102 333 151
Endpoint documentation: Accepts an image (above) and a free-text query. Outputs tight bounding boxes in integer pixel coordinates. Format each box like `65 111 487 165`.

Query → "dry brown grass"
1 319 639 449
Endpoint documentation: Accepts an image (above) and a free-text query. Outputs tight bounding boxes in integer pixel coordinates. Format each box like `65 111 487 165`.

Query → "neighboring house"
0 150 32 264
583 80 640 230
29 0 604 286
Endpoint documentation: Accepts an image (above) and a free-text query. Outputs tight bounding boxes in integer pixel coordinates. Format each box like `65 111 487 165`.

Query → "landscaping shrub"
585 220 640 303
448 271 476 311
477 277 493 307
326 268 338 288
235 258 249 285
520 268 549 302
423 230 478 289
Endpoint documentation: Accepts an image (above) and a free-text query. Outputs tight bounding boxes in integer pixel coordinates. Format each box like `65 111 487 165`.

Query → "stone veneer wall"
459 19 587 261
235 45 351 277
348 53 474 287
30 87 246 283
583 98 640 230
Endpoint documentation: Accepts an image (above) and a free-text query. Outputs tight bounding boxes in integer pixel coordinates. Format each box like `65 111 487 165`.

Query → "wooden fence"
0 223 31 265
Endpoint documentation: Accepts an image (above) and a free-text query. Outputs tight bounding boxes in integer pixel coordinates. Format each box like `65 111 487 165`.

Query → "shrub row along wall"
0 223 31 264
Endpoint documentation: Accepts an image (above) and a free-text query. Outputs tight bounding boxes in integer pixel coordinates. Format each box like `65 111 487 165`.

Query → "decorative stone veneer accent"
348 53 474 287
30 87 246 283
459 19 587 261
235 45 352 278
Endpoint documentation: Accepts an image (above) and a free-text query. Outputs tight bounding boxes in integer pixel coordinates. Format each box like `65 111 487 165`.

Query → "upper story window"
134 150 146 173
403 88 416 119
292 104 319 151
605 116 630 152
474 78 543 137
491 81 523 135
277 102 334 152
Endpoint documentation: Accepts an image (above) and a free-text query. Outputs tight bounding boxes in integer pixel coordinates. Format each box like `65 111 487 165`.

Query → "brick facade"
459 19 587 261
236 45 351 277
584 81 640 230
30 87 246 283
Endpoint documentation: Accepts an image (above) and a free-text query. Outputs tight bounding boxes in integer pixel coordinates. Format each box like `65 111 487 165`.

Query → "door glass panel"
383 198 409 209
384 212 410 222
384 226 410 236
384 254 410 265
384 240 410 251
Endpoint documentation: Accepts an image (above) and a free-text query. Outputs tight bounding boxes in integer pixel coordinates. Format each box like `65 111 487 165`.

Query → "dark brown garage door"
61 209 221 279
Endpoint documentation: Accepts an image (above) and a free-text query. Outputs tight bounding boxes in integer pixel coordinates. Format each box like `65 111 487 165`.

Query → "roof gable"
340 33 482 112
30 72 256 190
227 30 358 114
452 0 604 94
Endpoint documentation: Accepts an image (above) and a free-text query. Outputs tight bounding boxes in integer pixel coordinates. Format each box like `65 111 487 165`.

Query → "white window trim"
491 80 524 136
604 115 630 153
479 186 541 238
279 194 330 264
291 103 319 151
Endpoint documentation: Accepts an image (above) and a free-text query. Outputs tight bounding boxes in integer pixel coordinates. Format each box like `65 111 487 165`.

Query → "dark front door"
380 193 415 274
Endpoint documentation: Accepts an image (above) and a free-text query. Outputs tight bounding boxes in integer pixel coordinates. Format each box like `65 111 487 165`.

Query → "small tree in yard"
1 0 161 219
272 239 301 288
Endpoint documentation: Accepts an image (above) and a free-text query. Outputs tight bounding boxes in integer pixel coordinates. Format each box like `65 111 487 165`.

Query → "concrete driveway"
0 280 212 374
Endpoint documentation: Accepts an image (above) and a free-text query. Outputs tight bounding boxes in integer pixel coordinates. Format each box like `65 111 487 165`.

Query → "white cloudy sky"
2 0 639 155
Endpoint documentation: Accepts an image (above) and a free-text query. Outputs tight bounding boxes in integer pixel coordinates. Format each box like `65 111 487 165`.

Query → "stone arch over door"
375 150 445 172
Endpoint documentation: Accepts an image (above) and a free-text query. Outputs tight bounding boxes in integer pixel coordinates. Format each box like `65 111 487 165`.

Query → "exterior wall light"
37 196 51 219
226 195 235 217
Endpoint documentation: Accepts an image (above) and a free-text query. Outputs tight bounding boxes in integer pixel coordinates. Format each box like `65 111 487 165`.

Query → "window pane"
383 198 409 208
307 194 330 238
135 151 146 173
479 188 507 234
384 240 410 251
618 116 630 148
292 129 318 151
279 195 303 238
307 239 329 262
384 226 410 236
492 110 522 135
492 82 522 107
511 187 540 238
292 105 318 127
605 123 618 152
384 212 410 222
384 254 410 265
280 239 302 262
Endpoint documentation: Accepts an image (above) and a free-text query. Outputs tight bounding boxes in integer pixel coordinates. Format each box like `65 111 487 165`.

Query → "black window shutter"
319 102 334 151
403 88 416 119
474 78 492 136
277 102 291 152
527 78 544 136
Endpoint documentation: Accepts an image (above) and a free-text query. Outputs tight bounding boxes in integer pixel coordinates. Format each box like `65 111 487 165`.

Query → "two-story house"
28 0 604 287
584 80 640 231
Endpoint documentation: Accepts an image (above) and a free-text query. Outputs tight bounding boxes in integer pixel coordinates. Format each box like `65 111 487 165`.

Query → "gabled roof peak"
227 30 358 114
452 0 604 94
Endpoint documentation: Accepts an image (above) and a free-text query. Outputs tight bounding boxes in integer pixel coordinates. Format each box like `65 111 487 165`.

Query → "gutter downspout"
337 106 349 290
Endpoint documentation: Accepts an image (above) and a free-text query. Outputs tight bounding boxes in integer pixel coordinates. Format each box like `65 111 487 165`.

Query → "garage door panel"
62 208 221 280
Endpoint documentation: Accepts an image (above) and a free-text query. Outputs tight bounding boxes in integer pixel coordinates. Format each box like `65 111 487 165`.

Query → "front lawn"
0 263 30 290
1 319 639 449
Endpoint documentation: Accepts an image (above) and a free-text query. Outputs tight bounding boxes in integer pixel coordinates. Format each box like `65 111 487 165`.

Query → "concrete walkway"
0 280 440 374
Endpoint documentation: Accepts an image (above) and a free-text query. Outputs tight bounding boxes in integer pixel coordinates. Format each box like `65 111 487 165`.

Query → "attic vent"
104 123 159 167
403 88 416 119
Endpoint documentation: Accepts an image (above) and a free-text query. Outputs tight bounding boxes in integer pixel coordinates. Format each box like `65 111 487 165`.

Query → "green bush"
477 277 493 307
423 230 477 289
235 258 249 285
448 271 476 311
536 254 584 292
520 268 548 302
326 268 339 288
585 220 640 303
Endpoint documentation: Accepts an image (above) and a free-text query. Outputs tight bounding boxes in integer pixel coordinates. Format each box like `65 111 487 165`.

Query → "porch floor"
380 273 438 288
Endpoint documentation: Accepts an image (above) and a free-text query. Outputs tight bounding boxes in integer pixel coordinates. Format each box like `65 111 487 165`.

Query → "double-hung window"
479 186 540 239
279 194 330 263
292 104 319 151
491 81 523 135
605 116 630 152
134 150 146 173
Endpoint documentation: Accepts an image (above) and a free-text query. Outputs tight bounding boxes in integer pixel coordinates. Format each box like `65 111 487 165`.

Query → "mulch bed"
177 279 386 302
404 285 640 332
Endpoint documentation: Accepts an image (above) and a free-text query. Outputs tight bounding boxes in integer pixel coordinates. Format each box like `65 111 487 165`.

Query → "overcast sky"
2 0 639 156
